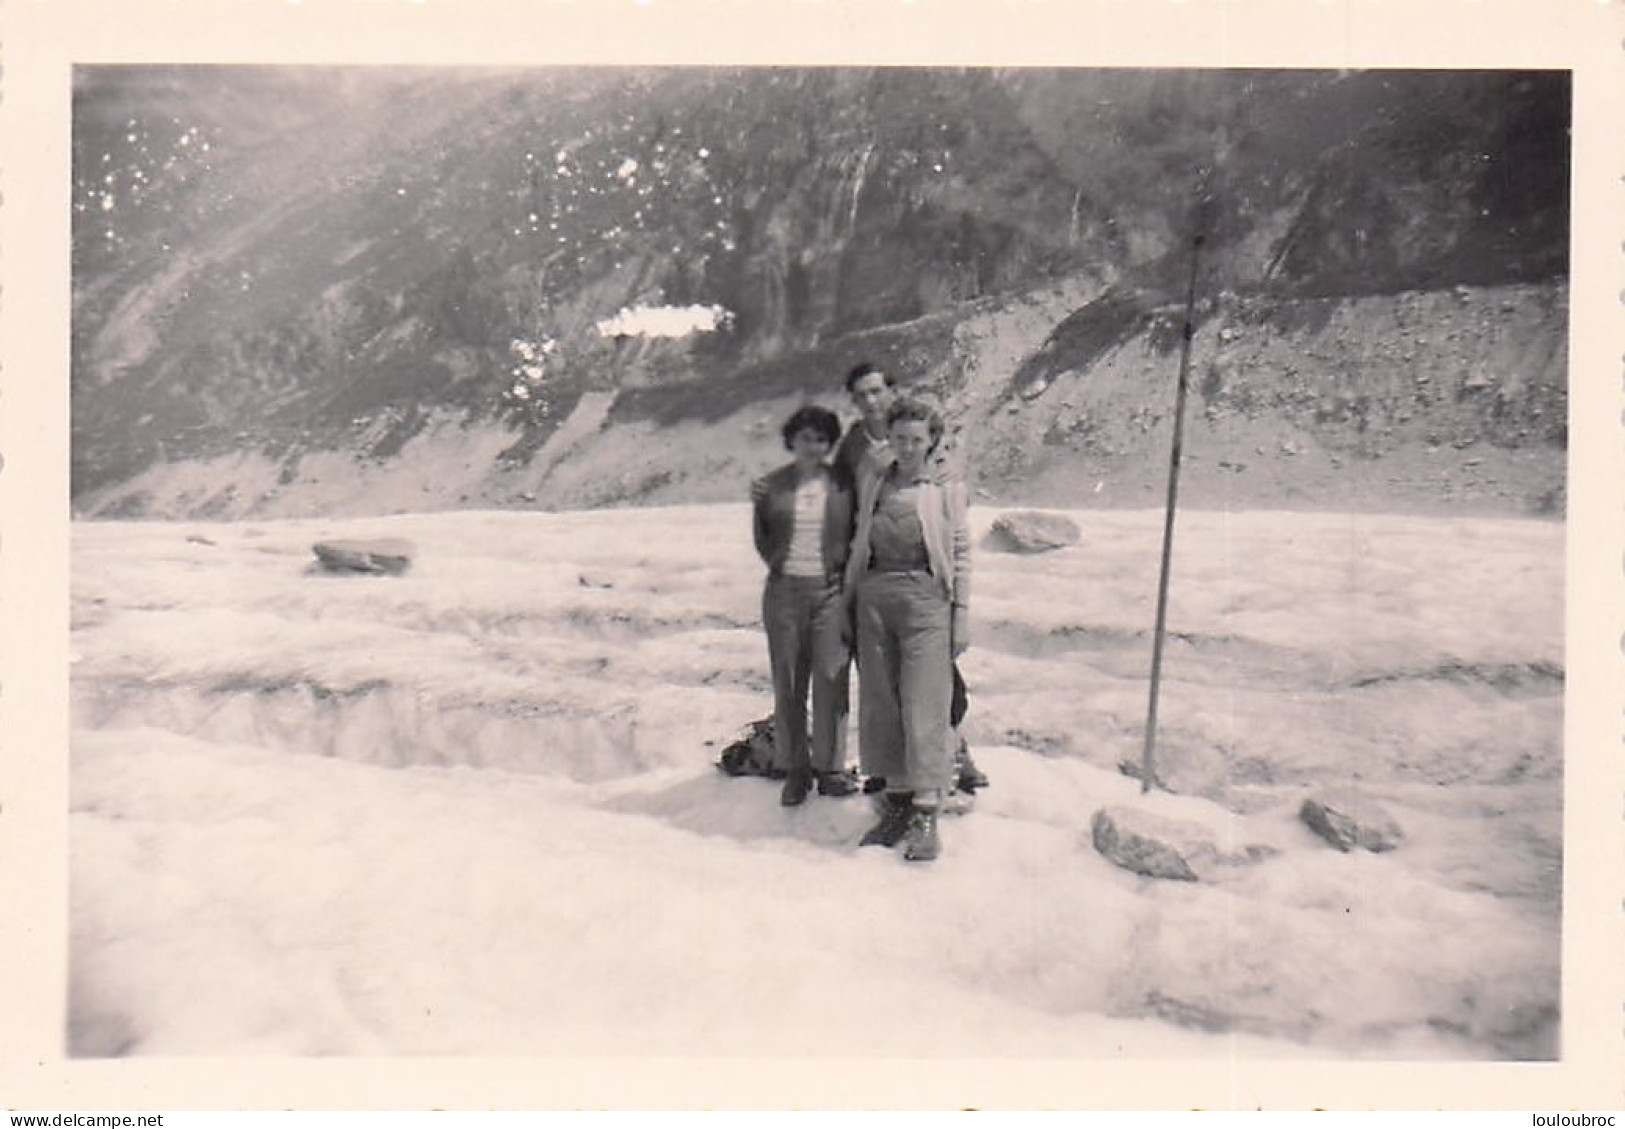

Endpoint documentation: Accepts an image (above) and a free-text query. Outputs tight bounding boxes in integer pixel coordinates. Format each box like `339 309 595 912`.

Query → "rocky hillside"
71 67 1569 518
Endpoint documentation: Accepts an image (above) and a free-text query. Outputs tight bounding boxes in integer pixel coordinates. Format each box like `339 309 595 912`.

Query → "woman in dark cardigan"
752 405 860 806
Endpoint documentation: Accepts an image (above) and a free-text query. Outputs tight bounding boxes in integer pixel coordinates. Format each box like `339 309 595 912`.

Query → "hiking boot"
780 769 812 807
816 770 859 798
903 808 941 862
954 740 989 792
861 775 888 795
860 793 914 848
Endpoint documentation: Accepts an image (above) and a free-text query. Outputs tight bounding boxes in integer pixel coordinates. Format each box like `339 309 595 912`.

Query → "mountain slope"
71 67 1570 516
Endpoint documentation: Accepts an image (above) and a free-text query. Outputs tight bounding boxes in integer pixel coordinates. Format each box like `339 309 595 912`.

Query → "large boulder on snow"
312 538 415 576
988 511 1081 554
1091 806 1207 881
1091 804 1278 881
1299 792 1405 852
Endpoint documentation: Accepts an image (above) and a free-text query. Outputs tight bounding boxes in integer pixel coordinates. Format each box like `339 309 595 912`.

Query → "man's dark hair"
886 396 945 450
780 404 842 450
844 361 895 394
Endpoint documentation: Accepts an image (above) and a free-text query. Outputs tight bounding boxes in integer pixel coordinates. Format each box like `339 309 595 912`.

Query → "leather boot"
903 807 941 862
780 769 812 807
860 792 914 848
954 736 989 792
816 770 859 797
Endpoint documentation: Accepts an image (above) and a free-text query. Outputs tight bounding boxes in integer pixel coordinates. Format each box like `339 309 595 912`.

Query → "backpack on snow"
716 716 784 778
718 666 969 779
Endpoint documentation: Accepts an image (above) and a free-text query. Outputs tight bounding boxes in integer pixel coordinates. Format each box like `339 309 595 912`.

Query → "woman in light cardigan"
842 396 970 862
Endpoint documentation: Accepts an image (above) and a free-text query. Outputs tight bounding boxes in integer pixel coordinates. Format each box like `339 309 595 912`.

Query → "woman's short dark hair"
844 361 895 394
780 404 842 450
886 396 945 450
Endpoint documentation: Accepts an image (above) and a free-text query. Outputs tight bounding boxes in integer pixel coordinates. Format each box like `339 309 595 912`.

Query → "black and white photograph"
4 0 1624 1113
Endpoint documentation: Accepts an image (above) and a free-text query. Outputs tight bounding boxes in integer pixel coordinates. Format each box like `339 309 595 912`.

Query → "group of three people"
751 363 983 863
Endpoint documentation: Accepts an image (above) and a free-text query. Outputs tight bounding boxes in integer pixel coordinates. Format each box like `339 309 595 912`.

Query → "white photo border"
2 0 1621 1110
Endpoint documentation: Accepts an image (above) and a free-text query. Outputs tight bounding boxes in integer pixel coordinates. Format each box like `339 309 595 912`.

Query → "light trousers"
854 570 954 801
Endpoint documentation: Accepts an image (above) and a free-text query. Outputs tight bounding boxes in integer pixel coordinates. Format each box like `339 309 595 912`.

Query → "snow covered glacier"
69 503 1562 1059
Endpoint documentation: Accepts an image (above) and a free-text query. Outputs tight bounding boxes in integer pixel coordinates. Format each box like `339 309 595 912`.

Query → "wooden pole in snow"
1140 199 1210 795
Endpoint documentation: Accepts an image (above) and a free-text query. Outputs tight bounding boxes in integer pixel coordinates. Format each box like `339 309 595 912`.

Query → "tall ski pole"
1140 191 1210 795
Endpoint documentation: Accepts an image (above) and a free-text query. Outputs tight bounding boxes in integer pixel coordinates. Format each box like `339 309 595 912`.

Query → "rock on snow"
1300 792 1407 853
312 537 416 575
1091 804 1279 881
988 510 1082 554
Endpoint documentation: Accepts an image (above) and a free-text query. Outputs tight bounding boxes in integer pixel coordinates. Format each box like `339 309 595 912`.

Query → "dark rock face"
988 511 1081 554
312 538 415 576
1299 792 1405 852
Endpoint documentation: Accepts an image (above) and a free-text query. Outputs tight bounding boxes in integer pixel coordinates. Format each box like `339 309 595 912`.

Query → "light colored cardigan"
843 467 971 611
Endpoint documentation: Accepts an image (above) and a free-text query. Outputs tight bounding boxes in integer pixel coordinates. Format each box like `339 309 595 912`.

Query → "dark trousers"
763 574 849 775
